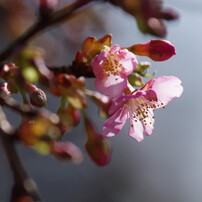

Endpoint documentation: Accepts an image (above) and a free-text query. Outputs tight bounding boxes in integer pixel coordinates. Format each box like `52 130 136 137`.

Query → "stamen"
128 95 156 126
102 55 124 76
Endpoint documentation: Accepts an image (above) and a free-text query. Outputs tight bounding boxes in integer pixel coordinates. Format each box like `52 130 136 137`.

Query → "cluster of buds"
82 35 183 143
108 0 179 37
0 34 183 166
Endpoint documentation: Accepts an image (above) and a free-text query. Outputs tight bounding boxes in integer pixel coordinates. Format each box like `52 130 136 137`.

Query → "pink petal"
95 74 127 98
128 119 144 142
142 108 155 136
148 76 183 106
108 44 120 54
102 107 128 137
109 45 138 76
119 51 138 76
92 51 107 78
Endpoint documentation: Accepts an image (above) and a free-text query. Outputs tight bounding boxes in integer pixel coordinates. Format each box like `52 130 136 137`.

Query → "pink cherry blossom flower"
92 45 138 98
102 76 183 142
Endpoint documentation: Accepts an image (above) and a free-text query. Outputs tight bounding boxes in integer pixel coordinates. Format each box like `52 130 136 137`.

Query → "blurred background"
0 0 202 201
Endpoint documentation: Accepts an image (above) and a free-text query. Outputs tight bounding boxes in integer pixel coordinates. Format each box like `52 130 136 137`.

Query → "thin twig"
0 0 95 62
48 65 95 78
0 106 42 201
0 93 59 125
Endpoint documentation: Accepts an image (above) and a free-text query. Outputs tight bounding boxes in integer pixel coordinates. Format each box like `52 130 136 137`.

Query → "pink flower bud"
39 0 59 9
39 0 60 18
84 116 112 166
0 82 11 96
128 40 176 61
27 84 47 108
160 8 179 20
51 141 83 163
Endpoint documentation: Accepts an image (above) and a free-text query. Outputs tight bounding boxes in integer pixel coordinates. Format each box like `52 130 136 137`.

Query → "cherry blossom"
102 76 183 142
92 45 138 98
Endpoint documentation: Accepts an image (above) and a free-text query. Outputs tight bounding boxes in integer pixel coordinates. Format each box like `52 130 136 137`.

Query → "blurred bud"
39 0 59 9
135 61 151 74
84 115 112 166
128 73 144 87
127 40 176 61
18 114 60 148
0 63 21 82
0 63 26 92
81 35 112 61
57 103 80 134
0 82 11 96
86 90 111 118
160 7 179 20
108 0 178 37
22 67 39 83
27 84 46 108
52 74 86 109
50 141 83 163
143 17 166 37
7 79 19 94
39 0 60 17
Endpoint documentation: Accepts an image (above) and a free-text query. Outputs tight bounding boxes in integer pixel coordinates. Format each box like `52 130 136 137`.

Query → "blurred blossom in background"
1 0 202 201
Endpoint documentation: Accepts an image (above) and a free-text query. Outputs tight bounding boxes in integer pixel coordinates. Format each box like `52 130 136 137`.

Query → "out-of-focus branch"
0 106 42 201
0 93 59 125
0 0 96 62
48 65 95 78
0 93 36 117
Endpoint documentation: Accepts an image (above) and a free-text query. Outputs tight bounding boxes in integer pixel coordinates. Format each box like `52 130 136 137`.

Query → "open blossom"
92 45 138 98
102 76 183 142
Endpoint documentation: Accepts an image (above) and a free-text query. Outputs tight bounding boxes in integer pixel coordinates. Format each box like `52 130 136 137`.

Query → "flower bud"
84 116 112 166
0 82 11 96
7 79 19 94
18 115 60 147
39 0 59 9
160 7 179 20
128 73 144 87
86 90 111 118
128 40 176 61
39 0 60 17
50 141 83 163
57 104 80 134
27 84 47 108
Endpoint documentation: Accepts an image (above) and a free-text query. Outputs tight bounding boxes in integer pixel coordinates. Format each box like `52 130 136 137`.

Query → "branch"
48 65 95 78
0 0 96 62
0 93 59 125
0 106 42 201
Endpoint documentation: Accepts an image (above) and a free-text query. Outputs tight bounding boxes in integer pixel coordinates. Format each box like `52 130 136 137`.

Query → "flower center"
127 96 164 126
103 54 124 77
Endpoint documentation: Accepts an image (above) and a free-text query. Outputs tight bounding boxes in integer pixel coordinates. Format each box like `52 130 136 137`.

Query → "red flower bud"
128 40 176 61
84 116 112 166
160 8 179 20
51 141 83 163
0 82 11 96
39 0 59 9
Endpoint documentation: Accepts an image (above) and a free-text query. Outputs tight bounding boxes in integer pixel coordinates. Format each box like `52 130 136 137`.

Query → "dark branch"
0 107 42 201
0 0 96 63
